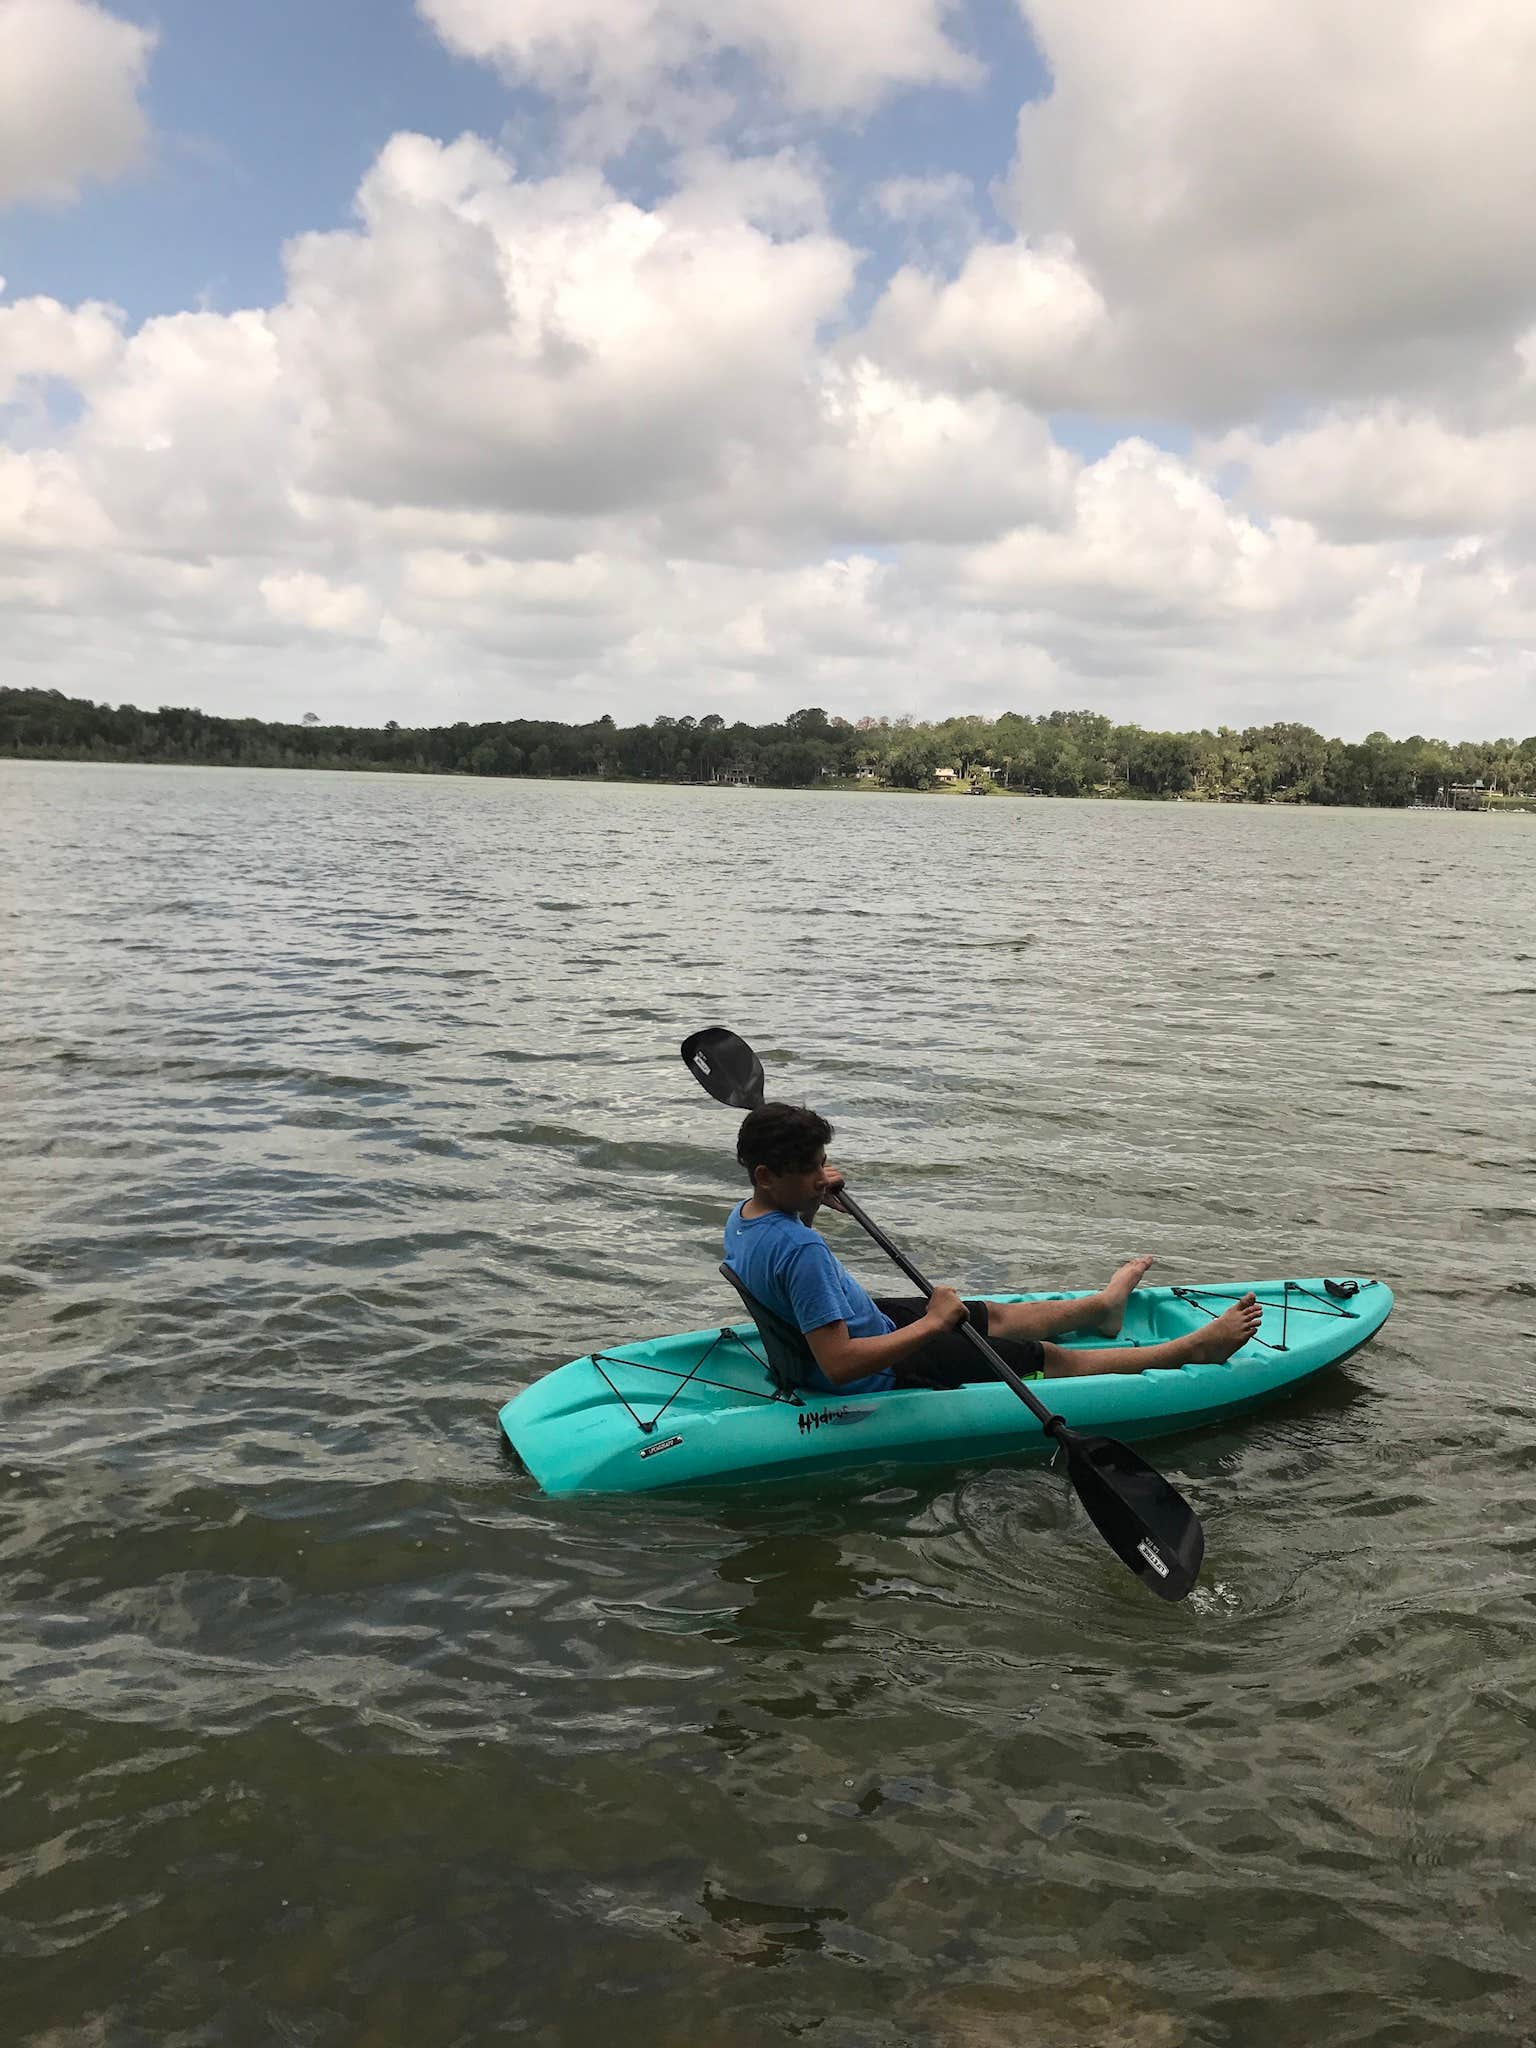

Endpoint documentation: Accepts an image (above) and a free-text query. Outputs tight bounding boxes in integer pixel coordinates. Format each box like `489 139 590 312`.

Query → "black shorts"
875 1298 1045 1390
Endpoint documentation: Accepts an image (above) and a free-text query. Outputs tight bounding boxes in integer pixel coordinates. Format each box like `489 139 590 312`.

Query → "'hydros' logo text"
797 1407 874 1434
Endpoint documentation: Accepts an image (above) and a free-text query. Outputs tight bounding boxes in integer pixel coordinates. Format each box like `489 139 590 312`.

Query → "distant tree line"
3 686 1533 807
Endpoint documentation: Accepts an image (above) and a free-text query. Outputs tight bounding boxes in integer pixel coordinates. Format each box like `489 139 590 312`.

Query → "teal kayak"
499 1278 1392 1497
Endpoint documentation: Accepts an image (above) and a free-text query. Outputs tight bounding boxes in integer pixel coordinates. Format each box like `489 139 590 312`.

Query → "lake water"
3 759 1535 2048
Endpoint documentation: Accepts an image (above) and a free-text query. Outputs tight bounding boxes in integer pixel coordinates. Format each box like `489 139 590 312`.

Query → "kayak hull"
498 1279 1393 1498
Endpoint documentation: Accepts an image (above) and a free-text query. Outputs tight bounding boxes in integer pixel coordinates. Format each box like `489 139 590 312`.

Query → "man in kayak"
725 1103 1262 1397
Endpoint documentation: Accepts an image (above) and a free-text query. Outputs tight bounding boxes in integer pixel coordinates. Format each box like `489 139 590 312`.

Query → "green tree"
885 735 943 788
757 739 825 785
785 706 832 740
1125 730 1194 796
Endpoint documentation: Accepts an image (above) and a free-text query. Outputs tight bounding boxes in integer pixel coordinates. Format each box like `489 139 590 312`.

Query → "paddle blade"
1062 1433 1204 1602
680 1028 766 1112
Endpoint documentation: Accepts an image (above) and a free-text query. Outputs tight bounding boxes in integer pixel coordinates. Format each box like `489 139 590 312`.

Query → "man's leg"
987 1257 1156 1343
880 1300 1047 1389
1038 1293 1261 1377
878 1290 1261 1388
913 1292 1260 1385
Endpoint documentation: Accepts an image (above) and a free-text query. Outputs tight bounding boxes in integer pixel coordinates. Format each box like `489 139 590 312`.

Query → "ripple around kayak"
500 1279 1393 1497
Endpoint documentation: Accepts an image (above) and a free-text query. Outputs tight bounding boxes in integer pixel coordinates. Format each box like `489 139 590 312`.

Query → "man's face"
754 1148 830 1214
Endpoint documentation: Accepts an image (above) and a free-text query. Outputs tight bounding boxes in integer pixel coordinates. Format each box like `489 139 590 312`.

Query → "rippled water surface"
4 760 1535 2048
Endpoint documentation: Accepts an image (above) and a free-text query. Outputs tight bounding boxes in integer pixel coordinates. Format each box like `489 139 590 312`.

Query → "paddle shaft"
831 1187 1065 1436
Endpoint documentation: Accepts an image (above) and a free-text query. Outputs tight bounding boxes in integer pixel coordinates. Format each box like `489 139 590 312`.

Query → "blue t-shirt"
723 1202 896 1395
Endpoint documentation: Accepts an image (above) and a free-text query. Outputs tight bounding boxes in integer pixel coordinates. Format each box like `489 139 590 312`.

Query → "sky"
2 0 1535 740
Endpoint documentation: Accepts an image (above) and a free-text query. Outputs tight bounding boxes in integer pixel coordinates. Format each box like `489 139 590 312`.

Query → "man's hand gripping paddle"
680 1026 1205 1603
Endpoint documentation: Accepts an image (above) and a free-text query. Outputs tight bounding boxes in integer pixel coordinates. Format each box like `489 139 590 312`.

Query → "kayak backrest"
718 1263 818 1395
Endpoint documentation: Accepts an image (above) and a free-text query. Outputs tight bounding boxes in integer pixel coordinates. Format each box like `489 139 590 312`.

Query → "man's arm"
806 1288 967 1385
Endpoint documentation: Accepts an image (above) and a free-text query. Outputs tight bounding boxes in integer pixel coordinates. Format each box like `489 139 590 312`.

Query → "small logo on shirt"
797 1407 874 1433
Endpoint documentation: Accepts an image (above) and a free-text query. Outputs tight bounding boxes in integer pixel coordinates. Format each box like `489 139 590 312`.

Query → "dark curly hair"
735 1102 833 1184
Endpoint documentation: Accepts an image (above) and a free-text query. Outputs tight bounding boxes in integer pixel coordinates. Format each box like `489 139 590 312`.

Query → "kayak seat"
718 1263 817 1397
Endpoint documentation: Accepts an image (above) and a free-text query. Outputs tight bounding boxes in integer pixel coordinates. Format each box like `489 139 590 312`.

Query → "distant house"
934 767 959 783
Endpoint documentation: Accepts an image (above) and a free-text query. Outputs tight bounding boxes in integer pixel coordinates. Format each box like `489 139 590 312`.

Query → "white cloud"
953 440 1368 675
5 118 1536 742
854 2 1536 429
944 437 1536 734
274 133 856 517
665 148 829 237
418 0 979 151
1222 409 1536 542
397 547 644 661
780 358 1075 545
259 570 375 637
75 308 293 556
0 444 115 547
0 293 124 402
999 0 1536 415
863 238 1108 410
0 0 155 209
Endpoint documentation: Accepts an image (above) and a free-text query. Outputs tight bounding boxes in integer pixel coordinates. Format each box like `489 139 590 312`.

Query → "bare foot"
1188 1293 1262 1363
1092 1255 1156 1336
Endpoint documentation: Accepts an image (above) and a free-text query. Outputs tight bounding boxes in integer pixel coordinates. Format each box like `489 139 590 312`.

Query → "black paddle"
680 1026 1204 1603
